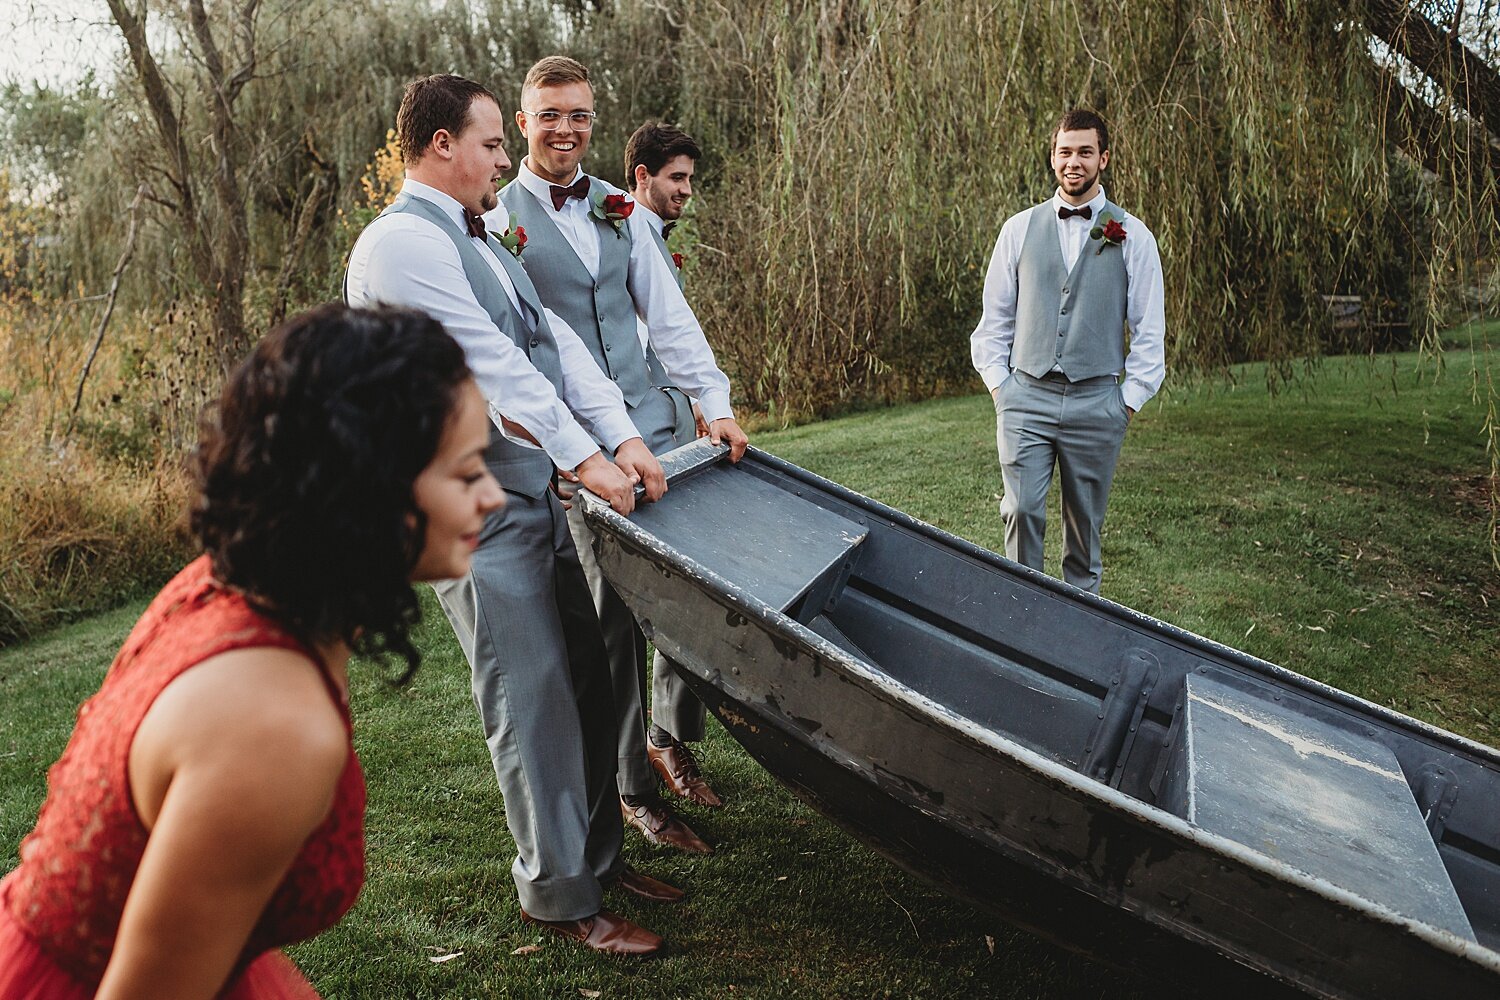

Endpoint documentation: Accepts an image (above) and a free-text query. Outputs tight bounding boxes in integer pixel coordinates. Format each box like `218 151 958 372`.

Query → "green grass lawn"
2 336 1497 998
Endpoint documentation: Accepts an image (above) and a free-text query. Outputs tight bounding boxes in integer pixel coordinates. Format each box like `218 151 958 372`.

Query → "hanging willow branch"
1353 0 1500 141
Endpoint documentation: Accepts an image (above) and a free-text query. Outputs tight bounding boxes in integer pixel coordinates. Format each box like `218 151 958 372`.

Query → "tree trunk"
1356 0 1500 143
1380 64 1499 180
104 0 256 369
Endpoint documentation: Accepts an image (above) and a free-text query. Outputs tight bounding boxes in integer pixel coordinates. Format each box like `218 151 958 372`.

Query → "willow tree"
632 0 1496 551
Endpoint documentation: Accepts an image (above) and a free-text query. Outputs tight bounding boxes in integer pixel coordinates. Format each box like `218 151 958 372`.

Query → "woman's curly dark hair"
192 304 472 677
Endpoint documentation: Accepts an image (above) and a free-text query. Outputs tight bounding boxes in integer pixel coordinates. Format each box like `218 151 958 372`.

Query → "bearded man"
970 109 1166 595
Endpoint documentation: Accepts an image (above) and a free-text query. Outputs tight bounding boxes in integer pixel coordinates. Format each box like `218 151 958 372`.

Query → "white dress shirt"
346 178 640 472
633 200 669 244
970 187 1167 412
628 201 700 404
487 162 735 423
629 200 668 354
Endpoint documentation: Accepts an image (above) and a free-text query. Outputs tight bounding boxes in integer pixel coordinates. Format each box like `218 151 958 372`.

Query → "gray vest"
1011 201 1129 381
500 178 651 408
360 192 564 499
646 222 683 290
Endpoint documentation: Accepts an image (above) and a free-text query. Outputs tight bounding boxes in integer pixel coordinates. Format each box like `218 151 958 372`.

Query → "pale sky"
0 0 117 88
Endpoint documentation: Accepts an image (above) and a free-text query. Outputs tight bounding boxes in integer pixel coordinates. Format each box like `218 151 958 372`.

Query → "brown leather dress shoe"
647 738 724 808
519 907 663 956
610 865 686 903
620 794 713 853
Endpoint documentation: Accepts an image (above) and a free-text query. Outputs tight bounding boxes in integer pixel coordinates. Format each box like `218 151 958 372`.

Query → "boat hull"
583 444 1500 998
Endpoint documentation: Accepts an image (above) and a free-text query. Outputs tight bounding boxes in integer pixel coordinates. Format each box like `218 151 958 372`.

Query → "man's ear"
632 163 650 191
430 128 454 161
515 109 529 138
1098 149 1110 173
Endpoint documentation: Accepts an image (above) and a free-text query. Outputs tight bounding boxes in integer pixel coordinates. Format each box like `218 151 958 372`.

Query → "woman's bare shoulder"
130 647 350 831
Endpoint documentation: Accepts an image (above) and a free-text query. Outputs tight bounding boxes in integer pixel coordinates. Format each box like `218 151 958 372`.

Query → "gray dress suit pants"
994 371 1129 594
432 487 623 921
565 387 705 800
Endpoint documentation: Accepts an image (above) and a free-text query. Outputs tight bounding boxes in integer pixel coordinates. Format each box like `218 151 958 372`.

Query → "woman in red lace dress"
0 305 504 999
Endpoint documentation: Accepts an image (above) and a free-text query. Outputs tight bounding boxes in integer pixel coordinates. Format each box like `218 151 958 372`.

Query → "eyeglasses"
522 110 597 132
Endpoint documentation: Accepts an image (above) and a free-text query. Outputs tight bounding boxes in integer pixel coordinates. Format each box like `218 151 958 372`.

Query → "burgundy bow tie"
1058 205 1093 220
464 211 487 239
549 176 591 212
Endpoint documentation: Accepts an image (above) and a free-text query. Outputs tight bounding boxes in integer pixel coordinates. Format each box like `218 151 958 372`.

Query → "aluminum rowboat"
579 441 1500 998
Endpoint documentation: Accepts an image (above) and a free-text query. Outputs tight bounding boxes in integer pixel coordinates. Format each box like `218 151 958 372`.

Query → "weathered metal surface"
1159 672 1475 942
627 460 867 613
579 440 1500 999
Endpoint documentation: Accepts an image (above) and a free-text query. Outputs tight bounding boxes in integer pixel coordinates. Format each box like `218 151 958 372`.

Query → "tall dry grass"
0 447 191 645
0 298 201 644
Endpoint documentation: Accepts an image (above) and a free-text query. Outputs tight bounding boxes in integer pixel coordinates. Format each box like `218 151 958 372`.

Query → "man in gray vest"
491 57 749 856
620 120 726 810
970 109 1166 594
347 74 681 956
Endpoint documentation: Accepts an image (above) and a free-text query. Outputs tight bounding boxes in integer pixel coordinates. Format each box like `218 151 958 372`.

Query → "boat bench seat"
1156 671 1476 941
624 461 868 613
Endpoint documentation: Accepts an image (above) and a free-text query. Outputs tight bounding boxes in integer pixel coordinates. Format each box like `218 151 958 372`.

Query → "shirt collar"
632 199 665 235
1051 186 1107 217
400 177 473 232
517 158 585 211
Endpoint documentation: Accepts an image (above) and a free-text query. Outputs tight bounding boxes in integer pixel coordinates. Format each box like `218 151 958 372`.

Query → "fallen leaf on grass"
775 875 788 881
428 952 463 964
1300 624 1326 632
580 990 602 998
985 934 995 955
511 944 542 956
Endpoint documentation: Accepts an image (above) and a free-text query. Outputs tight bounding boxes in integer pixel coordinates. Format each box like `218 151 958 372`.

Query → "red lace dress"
0 556 367 998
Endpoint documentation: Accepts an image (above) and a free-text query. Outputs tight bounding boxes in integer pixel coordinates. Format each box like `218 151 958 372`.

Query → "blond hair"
522 56 590 95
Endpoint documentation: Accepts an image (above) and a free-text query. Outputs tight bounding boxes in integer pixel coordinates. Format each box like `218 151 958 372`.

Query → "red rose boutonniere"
493 212 527 260
1089 213 1127 255
671 251 684 270
590 191 635 238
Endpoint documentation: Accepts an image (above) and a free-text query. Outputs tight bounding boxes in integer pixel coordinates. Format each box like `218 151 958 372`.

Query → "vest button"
605 344 612 352
529 340 539 348
1062 287 1070 294
611 374 619 381
1060 307 1068 315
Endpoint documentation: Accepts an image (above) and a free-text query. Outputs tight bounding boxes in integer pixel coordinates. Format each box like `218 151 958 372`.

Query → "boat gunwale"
582 442 1500 971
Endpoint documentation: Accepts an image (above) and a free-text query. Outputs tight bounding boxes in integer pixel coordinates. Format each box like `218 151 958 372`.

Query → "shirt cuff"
1121 380 1153 413
545 422 601 474
981 366 1010 393
694 389 733 424
593 412 642 453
